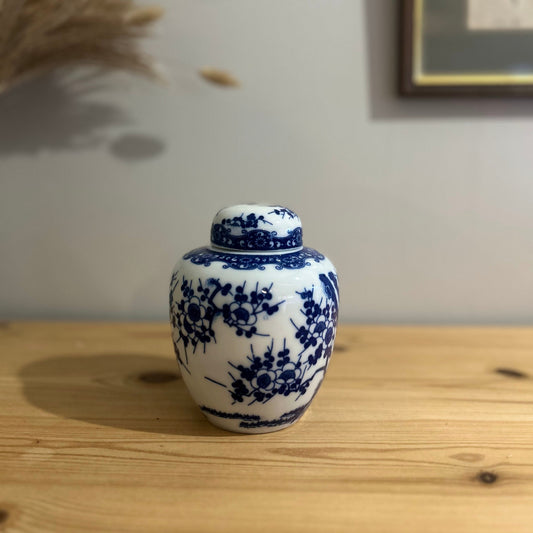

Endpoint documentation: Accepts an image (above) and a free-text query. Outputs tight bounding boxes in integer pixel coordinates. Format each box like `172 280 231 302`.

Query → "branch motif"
207 271 339 405
170 275 284 366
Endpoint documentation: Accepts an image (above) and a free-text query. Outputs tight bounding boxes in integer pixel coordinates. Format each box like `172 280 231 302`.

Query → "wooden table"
1 322 533 532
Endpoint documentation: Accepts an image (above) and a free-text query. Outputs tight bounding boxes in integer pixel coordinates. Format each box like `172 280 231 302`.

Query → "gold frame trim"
412 0 533 86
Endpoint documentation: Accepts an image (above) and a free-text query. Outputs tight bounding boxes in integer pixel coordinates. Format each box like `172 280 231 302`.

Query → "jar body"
169 246 339 433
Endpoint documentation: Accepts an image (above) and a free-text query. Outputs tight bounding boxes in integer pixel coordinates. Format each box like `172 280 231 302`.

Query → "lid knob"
210 204 302 252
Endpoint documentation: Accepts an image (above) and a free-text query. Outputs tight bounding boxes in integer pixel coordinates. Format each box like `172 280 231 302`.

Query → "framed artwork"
400 0 533 96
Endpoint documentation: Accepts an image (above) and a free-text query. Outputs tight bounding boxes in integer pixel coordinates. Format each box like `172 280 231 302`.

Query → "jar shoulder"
171 246 336 286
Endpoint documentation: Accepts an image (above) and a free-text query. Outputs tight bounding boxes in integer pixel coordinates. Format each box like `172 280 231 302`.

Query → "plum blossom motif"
220 212 273 229
221 340 307 405
169 273 284 366
222 282 281 337
208 271 339 405
292 272 338 367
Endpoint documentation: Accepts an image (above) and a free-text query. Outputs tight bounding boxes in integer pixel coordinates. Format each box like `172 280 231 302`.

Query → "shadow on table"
18 353 232 437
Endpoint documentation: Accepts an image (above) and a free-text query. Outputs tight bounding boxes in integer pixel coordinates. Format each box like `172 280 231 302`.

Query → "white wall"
1 0 533 324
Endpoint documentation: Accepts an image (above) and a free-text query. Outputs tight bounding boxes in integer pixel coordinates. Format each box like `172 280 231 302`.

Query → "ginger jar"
169 204 339 433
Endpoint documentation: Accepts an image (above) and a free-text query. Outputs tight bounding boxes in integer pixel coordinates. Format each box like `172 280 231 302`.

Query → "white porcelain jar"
169 204 339 433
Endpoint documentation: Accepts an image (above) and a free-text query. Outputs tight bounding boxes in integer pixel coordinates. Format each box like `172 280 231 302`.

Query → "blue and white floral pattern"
220 212 273 229
210 205 303 252
169 203 339 433
169 272 284 365
183 247 325 271
205 271 339 406
292 272 339 366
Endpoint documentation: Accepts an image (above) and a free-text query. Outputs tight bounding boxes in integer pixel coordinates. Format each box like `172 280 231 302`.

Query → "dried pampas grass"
0 0 162 95
199 67 240 88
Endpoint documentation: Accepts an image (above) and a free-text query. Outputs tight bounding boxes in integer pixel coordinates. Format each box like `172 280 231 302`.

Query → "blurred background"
1 0 533 324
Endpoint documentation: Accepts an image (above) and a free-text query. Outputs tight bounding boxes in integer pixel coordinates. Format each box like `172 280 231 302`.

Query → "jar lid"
210 204 302 252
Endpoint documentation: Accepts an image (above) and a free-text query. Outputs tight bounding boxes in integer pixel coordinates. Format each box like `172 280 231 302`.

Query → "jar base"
202 410 305 434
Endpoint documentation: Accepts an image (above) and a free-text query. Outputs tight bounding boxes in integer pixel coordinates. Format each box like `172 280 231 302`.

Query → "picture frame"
400 0 533 96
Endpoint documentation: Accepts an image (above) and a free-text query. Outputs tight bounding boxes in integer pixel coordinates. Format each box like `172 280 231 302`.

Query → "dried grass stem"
0 0 162 94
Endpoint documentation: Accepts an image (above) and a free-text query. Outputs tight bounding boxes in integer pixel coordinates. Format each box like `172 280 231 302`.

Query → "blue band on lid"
210 205 302 252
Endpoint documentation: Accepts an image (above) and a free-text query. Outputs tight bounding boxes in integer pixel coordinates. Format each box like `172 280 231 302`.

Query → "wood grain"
1 322 533 532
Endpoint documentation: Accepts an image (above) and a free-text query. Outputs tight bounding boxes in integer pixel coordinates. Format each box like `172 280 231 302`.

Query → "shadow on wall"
110 133 165 161
364 0 533 120
0 72 165 160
